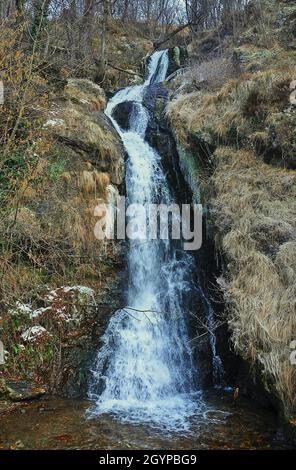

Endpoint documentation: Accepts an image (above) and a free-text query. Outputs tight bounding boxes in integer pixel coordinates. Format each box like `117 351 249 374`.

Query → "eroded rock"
45 78 124 185
2 380 46 402
112 101 134 130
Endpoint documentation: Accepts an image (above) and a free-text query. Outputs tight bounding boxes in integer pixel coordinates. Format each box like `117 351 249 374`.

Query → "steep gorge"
1 47 293 450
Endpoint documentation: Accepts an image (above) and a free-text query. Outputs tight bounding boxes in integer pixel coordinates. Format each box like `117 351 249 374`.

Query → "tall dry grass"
167 8 296 415
192 144 295 416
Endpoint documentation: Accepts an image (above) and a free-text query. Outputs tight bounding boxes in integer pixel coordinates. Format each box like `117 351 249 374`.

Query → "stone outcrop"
112 101 134 130
45 78 124 185
0 78 126 401
0 381 46 402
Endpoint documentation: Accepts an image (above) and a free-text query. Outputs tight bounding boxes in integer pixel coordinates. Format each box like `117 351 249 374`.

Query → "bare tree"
185 0 248 33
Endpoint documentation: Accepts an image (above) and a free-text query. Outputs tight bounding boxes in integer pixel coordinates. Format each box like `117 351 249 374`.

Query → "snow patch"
21 326 48 342
43 118 65 128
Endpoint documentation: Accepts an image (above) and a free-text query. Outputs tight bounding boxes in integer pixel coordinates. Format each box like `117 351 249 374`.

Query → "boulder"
142 83 168 113
112 101 134 130
4 381 46 402
44 78 124 185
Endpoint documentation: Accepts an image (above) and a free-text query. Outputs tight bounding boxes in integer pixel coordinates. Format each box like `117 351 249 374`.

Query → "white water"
197 286 225 386
89 50 205 430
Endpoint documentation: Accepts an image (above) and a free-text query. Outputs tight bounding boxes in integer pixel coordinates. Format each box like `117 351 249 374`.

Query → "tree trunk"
97 0 109 82
121 0 129 22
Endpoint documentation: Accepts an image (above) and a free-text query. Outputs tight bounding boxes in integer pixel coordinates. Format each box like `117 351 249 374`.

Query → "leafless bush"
179 56 238 92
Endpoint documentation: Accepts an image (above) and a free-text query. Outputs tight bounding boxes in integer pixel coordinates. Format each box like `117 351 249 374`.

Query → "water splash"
196 285 225 386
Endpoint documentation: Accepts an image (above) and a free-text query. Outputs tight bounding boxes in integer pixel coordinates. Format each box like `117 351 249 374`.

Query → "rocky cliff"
0 78 126 400
166 1 296 435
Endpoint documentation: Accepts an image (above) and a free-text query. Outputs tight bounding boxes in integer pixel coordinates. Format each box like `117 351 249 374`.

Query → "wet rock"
5 381 46 402
112 101 134 130
142 83 168 113
143 83 189 203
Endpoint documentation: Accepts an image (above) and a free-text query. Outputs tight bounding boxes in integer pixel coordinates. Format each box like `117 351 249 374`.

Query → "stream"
0 390 290 450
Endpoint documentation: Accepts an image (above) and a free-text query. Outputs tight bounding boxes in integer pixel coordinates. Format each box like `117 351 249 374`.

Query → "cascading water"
88 50 205 430
197 286 225 386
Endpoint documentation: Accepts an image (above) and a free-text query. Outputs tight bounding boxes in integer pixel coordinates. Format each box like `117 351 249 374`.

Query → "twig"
107 62 143 78
153 22 193 49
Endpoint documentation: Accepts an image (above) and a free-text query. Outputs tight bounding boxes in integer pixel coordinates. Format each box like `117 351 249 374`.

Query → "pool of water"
0 389 292 450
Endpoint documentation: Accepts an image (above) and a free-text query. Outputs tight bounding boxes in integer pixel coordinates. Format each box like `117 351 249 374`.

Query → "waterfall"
88 50 204 430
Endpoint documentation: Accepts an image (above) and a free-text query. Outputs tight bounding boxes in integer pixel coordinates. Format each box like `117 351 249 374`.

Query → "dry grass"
168 67 296 168
0 167 115 305
167 13 296 415
0 76 125 301
204 146 296 415
62 169 110 196
172 57 237 94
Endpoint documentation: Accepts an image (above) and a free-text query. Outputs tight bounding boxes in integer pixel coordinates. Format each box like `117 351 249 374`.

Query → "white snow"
43 118 65 128
11 302 32 315
21 326 48 342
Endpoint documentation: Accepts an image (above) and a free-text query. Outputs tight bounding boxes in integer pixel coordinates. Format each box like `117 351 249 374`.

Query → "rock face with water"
140 78 226 388
143 83 190 202
88 51 210 431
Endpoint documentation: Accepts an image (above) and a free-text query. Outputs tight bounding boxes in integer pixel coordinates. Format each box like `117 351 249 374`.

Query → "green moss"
48 159 66 180
173 47 181 67
176 143 200 203
234 46 281 72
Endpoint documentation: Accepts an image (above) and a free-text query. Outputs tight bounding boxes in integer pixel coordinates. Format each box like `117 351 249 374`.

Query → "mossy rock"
167 46 188 76
5 381 46 402
0 377 7 397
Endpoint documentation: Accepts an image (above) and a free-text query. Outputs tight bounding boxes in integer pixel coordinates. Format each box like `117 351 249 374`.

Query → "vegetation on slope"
0 17 125 391
168 0 296 421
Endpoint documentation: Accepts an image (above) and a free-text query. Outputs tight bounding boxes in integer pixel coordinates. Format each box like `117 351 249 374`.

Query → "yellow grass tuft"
210 147 296 416
62 170 110 196
168 66 296 167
